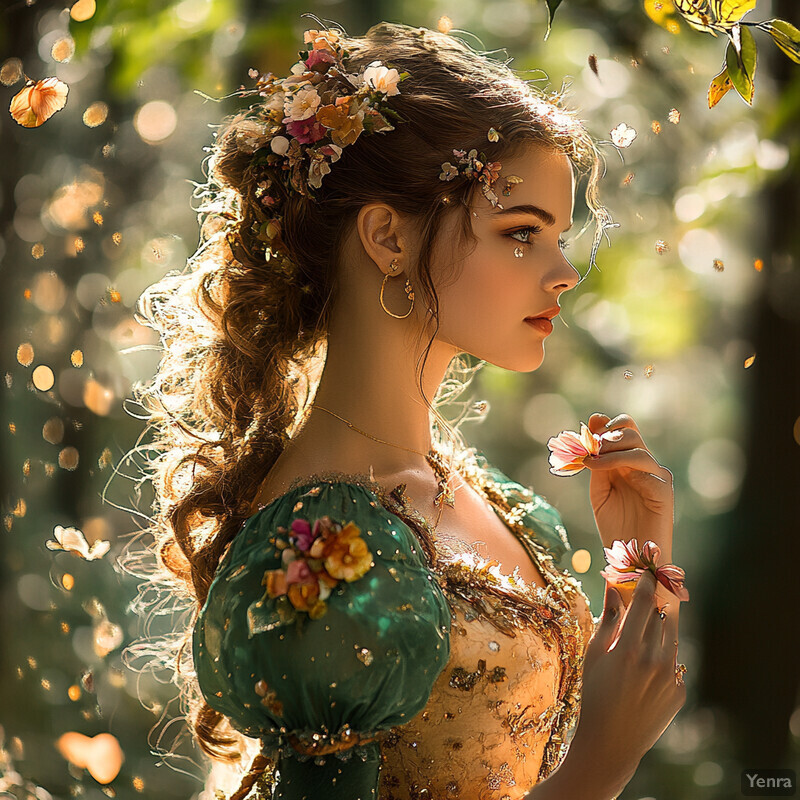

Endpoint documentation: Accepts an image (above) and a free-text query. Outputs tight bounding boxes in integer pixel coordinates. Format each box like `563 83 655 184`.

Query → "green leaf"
762 19 800 64
725 24 757 105
544 0 564 41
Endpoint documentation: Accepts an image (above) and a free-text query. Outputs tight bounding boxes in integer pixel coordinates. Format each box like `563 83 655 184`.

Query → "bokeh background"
1 1 798 799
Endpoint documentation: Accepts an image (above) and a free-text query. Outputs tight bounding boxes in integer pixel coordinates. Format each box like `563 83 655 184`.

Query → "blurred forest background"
1 0 798 799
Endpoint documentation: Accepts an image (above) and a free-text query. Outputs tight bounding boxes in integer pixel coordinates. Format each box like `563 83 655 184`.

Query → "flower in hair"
438 147 504 208
232 27 410 206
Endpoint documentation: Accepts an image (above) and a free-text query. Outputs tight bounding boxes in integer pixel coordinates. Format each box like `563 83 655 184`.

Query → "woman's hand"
583 412 674 570
538 571 686 800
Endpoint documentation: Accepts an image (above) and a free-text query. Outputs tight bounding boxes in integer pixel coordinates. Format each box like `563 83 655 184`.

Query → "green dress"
192 449 585 799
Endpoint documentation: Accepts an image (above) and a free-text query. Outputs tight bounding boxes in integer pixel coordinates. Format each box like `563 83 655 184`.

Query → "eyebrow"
492 203 573 231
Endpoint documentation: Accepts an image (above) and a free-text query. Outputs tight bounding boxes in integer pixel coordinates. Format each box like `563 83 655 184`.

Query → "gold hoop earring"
380 257 415 319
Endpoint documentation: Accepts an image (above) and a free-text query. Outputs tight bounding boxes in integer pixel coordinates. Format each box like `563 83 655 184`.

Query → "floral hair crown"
231 27 408 205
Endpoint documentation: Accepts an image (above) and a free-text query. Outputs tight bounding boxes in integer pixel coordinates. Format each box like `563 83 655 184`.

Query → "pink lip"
525 317 553 335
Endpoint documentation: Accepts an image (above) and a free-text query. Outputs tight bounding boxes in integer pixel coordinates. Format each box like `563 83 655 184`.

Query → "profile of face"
431 142 580 372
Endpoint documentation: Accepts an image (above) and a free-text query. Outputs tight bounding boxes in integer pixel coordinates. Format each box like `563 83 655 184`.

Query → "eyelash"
506 225 570 251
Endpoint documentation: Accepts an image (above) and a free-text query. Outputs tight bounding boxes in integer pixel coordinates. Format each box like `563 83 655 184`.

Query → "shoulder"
192 479 452 742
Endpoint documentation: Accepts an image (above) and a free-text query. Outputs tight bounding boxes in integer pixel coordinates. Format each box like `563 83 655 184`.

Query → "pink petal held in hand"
10 76 69 127
546 422 602 476
600 538 690 602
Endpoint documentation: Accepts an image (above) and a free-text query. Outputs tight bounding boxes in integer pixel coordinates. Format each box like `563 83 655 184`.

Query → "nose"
546 252 581 292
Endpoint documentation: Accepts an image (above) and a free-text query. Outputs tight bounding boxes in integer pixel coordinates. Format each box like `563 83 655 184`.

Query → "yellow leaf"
708 65 734 107
714 0 756 26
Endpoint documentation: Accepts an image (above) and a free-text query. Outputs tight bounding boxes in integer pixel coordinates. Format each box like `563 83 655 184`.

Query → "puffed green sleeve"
192 480 452 799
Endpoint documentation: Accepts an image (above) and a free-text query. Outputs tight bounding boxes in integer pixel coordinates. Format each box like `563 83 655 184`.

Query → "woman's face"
431 143 580 372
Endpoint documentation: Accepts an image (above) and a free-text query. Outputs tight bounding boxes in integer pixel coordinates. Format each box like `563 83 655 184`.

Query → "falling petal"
668 107 681 124
610 122 637 148
744 354 756 368
651 120 662 134
754 258 763 271
46 524 110 560
623 369 634 380
10 77 69 128
644 363 655 378
713 258 724 271
655 239 670 254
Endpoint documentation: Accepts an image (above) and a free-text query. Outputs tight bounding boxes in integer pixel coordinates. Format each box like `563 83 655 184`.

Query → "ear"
356 202 407 272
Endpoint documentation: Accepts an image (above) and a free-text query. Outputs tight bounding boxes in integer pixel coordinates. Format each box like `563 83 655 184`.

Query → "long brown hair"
118 19 615 766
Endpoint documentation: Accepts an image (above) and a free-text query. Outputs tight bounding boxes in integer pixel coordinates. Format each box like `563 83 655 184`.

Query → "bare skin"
252 141 686 798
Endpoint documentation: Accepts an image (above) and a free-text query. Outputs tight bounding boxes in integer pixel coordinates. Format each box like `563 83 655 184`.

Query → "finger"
583 447 672 482
661 597 681 655
643 601 667 652
603 413 643 438
617 569 657 645
597 426 645 455
585 581 623 667
588 412 612 436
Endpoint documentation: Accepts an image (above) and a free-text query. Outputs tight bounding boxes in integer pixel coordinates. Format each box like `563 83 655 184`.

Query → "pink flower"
546 422 602 476
290 518 315 552
600 538 690 602
286 559 317 586
305 49 336 71
285 116 327 144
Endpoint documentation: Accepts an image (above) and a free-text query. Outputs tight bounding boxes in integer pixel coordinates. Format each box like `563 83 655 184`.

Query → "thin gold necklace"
313 404 456 531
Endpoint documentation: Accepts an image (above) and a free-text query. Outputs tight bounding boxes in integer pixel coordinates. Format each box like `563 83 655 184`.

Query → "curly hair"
118 18 616 770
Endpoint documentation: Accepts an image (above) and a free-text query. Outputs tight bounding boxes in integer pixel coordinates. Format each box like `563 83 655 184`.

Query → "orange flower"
10 77 69 128
309 520 373 582
287 580 321 612
316 96 365 147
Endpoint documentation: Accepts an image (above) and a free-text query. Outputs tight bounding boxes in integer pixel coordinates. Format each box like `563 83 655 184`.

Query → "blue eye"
506 225 571 251
506 224 543 246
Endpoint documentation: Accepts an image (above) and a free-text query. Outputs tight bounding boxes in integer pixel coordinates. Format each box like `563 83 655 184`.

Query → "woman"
129 18 686 799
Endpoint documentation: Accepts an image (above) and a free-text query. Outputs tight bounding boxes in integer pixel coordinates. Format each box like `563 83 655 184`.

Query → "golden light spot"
622 171 635 186
93 211 104 226
754 258 763 271
22 458 30 476
102 143 115 158
71 349 84 367
8 422 16 435
793 415 800 447
437 16 453 34
623 370 634 380
644 364 655 378
571 548 592 574
744 354 756 368
108 669 126 688
655 239 670 254
43 416 65 444
713 258 724 272
668 108 681 124
74 236 85 253
46 171 105 231
651 120 662 134
31 243 45 259
630 58 640 68
108 288 121 303
23 288 31 299
134 100 178 144
41 678 51 691
27 656 37 669
666 19 680 34
70 0 96 22
98 448 113 469
45 463 56 477
17 342 34 366
83 101 108 128
32 365 55 391
61 621 71 634
16 666 24 679
58 446 80 470
1 57 23 86
111 231 122 245
84 378 115 416
68 684 81 701
13 499 26 517
51 36 76 63
93 619 124 657
62 573 75 590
